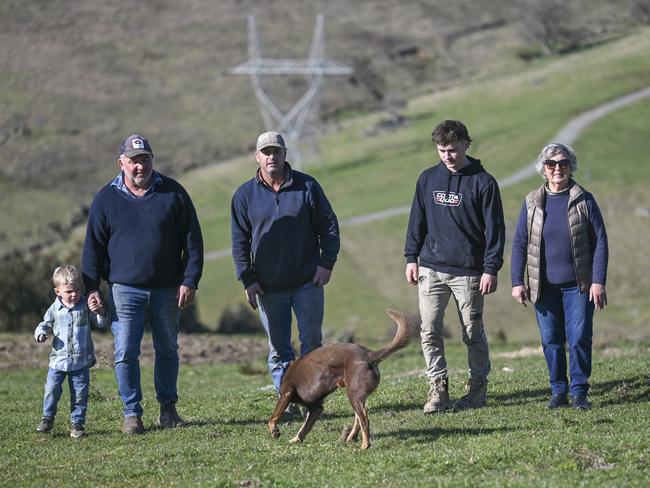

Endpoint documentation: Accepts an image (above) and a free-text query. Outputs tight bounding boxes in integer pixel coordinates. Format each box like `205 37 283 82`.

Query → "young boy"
34 265 106 438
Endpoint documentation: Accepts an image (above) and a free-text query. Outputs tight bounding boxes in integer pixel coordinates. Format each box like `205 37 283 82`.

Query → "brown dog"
267 309 411 449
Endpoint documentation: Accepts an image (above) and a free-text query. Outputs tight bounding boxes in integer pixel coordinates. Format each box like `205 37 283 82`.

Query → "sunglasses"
544 159 571 169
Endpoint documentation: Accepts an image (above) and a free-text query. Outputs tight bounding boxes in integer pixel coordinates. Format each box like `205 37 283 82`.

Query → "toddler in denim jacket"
34 265 106 438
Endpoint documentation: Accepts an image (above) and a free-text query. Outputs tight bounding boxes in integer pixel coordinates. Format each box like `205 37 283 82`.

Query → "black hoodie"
404 156 505 276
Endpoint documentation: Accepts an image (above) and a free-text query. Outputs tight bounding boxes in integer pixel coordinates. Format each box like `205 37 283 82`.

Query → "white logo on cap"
131 139 145 149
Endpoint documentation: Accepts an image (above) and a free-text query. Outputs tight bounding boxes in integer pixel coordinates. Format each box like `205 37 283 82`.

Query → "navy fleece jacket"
404 156 505 276
231 166 340 292
82 174 204 291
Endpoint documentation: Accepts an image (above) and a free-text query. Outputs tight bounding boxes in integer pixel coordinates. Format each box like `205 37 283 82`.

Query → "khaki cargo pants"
418 266 491 382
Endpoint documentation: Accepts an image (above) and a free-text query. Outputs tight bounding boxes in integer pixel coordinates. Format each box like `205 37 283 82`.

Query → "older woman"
511 143 608 410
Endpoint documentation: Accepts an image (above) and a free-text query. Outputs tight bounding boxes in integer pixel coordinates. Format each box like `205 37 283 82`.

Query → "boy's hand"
89 300 104 315
37 334 47 343
87 291 103 311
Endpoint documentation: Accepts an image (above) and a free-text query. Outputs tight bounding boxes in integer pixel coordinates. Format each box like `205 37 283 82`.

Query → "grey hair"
535 143 578 179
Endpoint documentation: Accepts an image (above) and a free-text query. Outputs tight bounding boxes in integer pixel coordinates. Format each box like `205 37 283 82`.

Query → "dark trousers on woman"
534 282 594 397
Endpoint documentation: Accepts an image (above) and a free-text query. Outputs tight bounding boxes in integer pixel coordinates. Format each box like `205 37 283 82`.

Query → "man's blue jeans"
110 284 180 417
257 281 324 391
534 282 594 397
42 366 90 425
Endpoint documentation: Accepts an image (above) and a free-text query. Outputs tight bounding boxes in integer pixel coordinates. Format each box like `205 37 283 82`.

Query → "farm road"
205 86 650 261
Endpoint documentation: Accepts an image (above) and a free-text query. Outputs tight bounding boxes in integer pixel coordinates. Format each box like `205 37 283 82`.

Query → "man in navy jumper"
404 120 505 413
82 134 203 434
231 132 340 400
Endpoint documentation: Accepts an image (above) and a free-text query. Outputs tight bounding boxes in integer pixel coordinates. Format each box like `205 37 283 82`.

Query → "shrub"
519 0 588 55
216 303 264 335
630 0 650 24
0 253 59 332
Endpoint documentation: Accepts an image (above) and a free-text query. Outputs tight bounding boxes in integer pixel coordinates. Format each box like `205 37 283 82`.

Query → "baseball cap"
120 134 153 158
256 132 286 151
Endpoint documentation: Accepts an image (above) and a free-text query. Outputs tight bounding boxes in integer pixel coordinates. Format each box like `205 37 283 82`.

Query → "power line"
229 14 352 168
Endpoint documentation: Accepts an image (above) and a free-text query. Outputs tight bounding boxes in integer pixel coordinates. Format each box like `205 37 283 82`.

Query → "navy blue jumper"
82 173 204 292
231 165 340 292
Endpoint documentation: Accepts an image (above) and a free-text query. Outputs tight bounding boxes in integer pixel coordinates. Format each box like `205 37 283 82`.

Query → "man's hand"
245 282 264 310
312 266 332 288
479 273 498 295
590 283 607 311
177 285 196 309
511 285 528 307
88 299 105 315
405 263 419 285
36 334 47 343
87 291 104 311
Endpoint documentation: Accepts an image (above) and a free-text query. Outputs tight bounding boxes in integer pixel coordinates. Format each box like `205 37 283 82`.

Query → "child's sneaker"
70 424 85 438
36 416 54 433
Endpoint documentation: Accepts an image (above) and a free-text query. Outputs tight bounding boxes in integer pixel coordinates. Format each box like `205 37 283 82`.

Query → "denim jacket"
34 297 107 371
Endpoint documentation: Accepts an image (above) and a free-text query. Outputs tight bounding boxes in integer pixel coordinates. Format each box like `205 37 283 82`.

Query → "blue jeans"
110 284 180 417
257 281 324 391
535 282 594 397
42 366 90 425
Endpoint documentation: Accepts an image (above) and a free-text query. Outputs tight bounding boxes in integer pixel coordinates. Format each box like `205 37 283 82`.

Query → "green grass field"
3 17 650 488
180 29 650 341
2 340 648 487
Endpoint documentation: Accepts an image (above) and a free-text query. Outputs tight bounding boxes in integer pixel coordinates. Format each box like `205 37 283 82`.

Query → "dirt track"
0 334 268 370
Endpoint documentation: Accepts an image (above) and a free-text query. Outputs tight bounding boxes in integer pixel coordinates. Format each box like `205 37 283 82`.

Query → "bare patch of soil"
0 334 268 370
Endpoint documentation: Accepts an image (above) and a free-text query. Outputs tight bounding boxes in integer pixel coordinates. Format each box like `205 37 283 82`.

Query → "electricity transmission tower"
229 14 352 168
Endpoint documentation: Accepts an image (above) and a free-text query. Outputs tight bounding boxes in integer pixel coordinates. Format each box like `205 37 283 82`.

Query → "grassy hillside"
2 8 648 341
0 0 638 254
180 29 650 340
2 341 649 486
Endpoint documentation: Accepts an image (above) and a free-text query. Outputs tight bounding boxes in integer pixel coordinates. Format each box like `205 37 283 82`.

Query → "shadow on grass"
591 375 650 406
487 374 650 407
374 425 516 442
93 374 646 435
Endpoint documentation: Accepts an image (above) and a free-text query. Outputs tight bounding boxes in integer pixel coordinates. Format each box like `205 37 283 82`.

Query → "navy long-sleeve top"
82 172 204 291
511 189 608 287
231 165 340 292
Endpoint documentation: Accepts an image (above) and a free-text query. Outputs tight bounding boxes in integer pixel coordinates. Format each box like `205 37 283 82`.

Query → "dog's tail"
368 309 412 363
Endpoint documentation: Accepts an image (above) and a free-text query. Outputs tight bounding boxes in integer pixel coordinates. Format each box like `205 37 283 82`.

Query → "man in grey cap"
82 134 204 434
231 131 340 406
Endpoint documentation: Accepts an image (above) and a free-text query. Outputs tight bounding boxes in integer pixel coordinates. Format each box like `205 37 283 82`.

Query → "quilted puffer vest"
525 181 592 303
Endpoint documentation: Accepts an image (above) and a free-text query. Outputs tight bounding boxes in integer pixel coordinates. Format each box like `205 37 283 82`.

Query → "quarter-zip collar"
255 162 294 192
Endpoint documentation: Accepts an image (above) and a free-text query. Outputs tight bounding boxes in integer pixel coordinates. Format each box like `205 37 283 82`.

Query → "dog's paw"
289 436 302 444
270 425 281 439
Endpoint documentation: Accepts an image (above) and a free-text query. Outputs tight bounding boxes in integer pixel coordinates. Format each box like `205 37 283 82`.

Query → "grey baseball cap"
120 134 153 158
256 132 286 151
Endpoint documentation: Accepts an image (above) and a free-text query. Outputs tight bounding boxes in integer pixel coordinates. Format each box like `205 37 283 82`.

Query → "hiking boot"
423 377 452 413
70 424 85 438
157 402 186 429
454 378 488 411
546 393 568 409
122 415 144 434
572 395 591 411
36 416 54 433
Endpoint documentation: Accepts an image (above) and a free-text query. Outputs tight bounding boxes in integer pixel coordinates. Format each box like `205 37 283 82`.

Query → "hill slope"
0 0 636 253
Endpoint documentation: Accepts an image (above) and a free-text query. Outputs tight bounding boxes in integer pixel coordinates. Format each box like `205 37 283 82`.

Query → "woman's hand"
590 283 607 311
511 285 528 307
